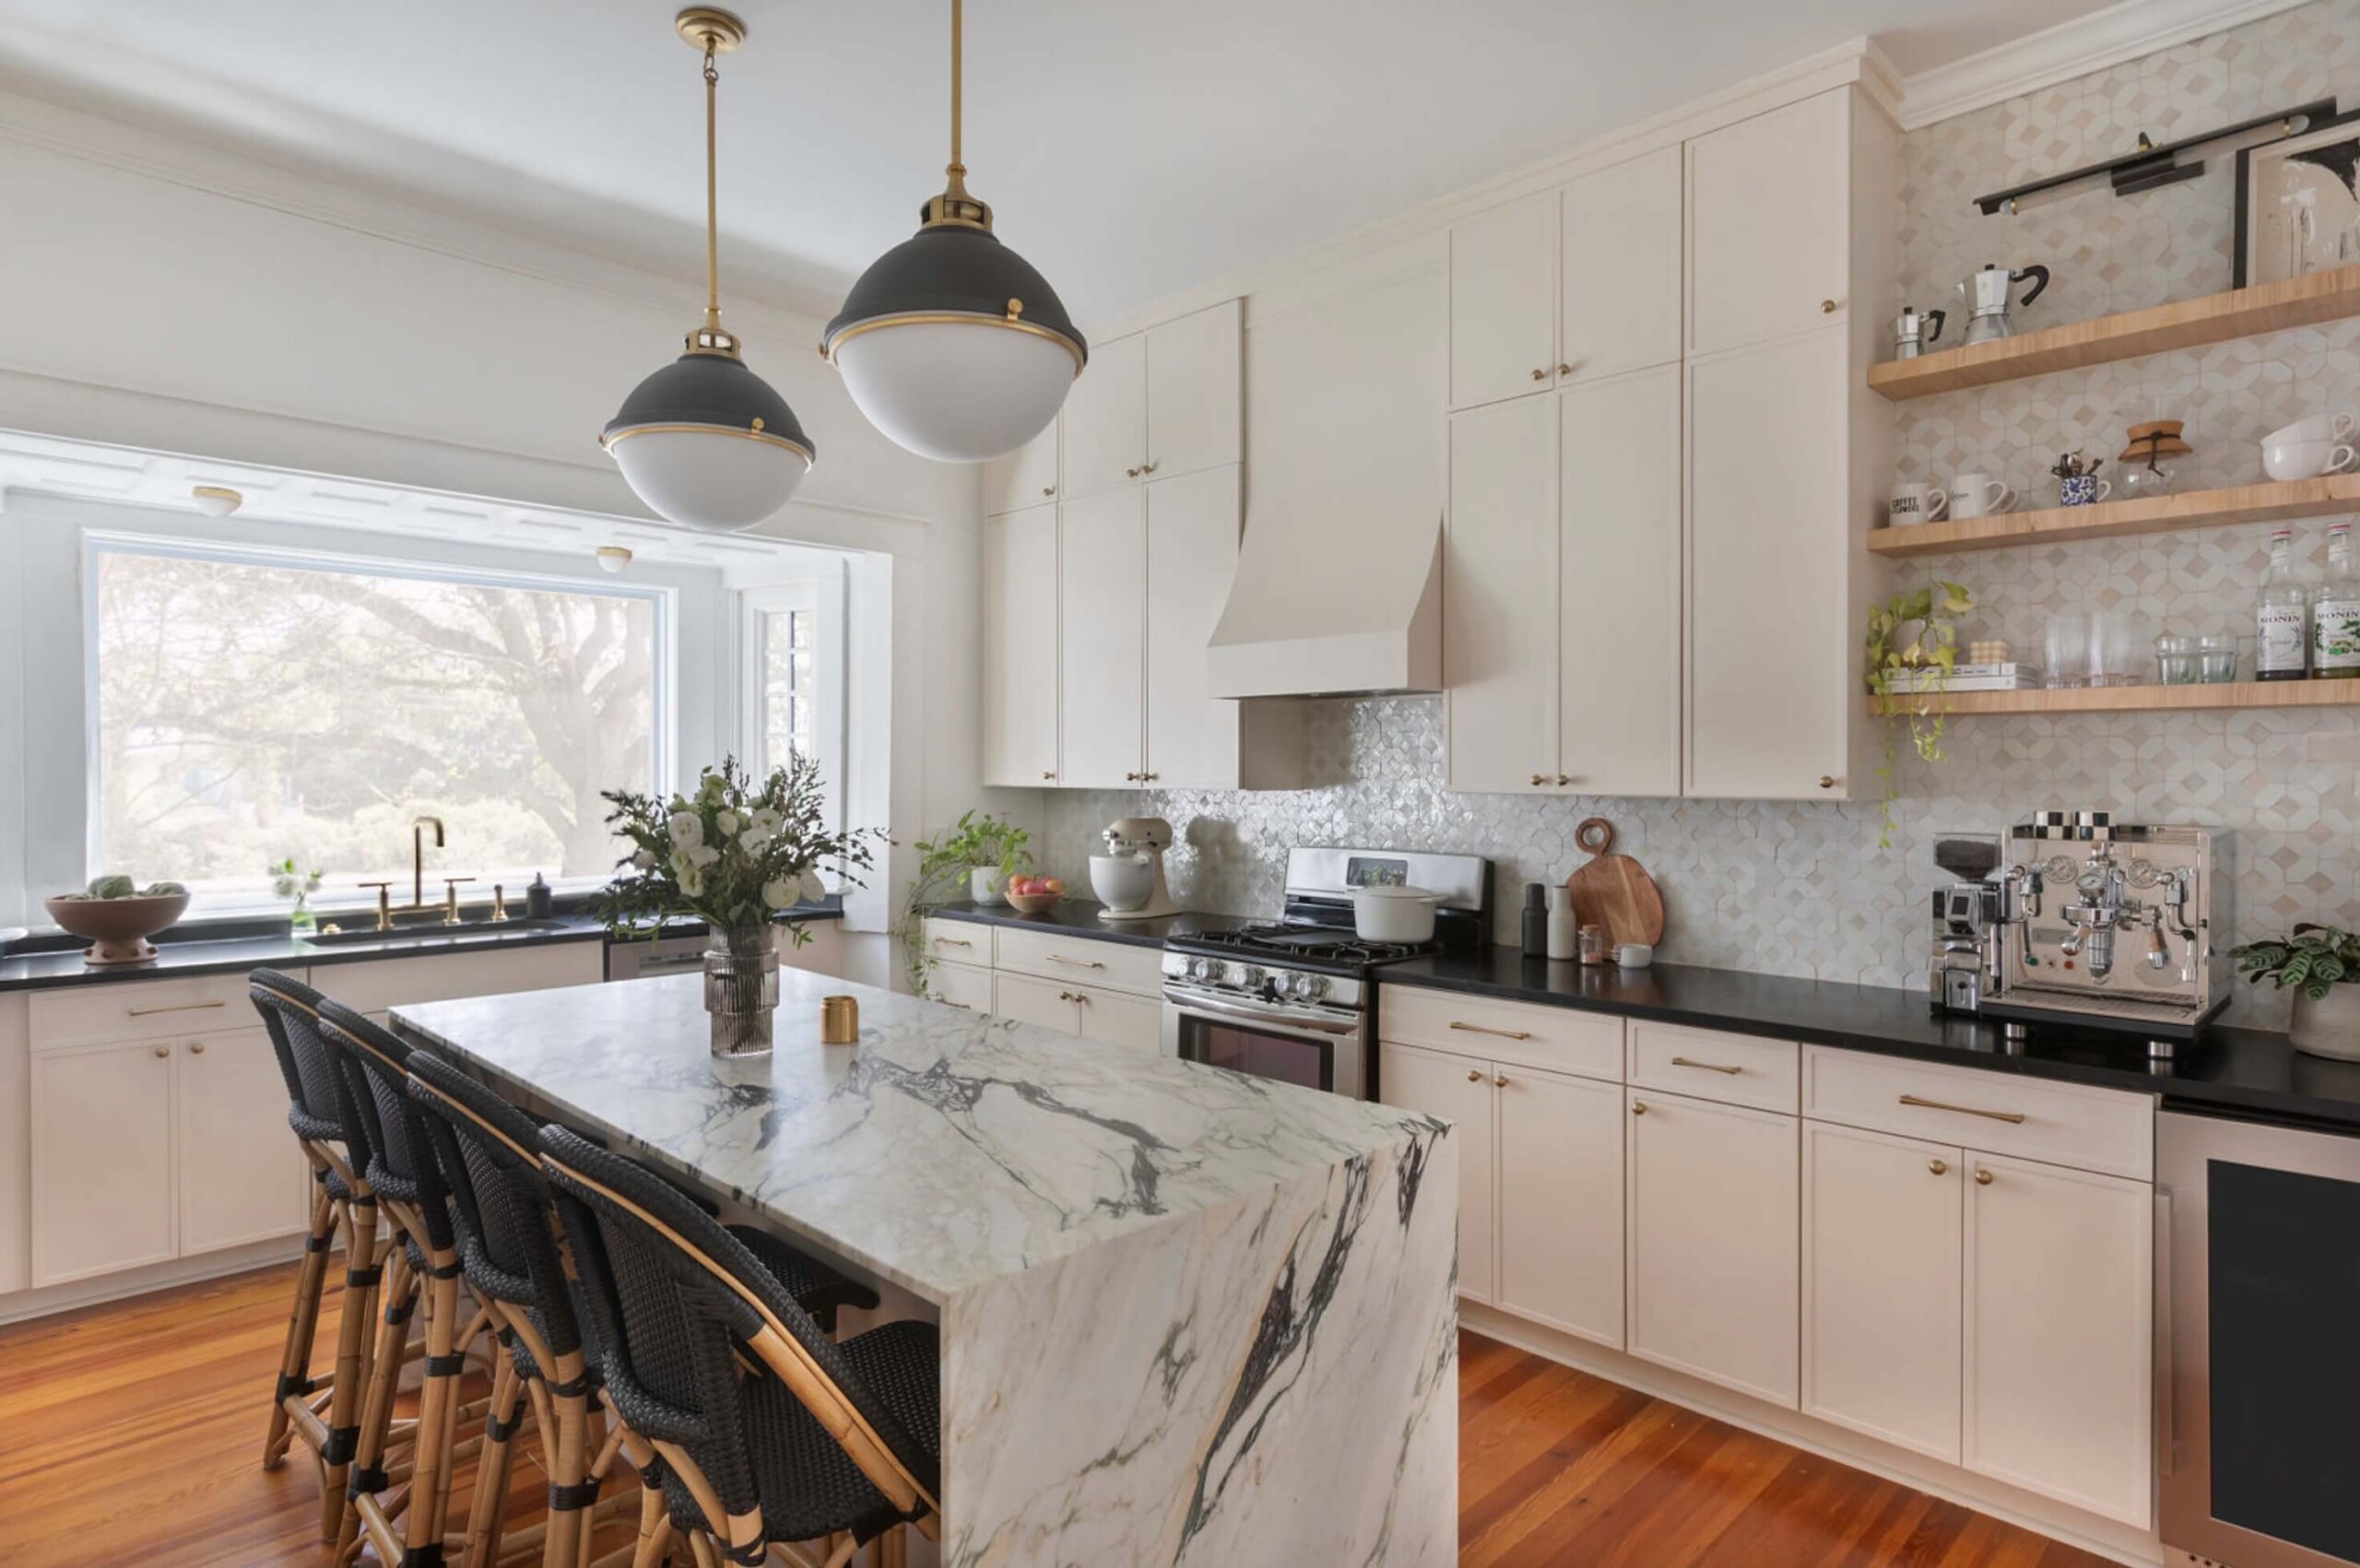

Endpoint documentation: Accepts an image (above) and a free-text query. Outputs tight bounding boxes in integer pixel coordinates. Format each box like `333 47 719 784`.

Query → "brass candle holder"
820 994 859 1044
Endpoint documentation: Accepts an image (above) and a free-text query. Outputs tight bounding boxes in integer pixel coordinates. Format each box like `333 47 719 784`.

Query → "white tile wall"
1047 0 2360 1028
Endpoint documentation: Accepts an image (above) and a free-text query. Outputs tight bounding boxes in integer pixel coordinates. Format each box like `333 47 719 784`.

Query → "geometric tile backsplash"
1047 1 2360 1030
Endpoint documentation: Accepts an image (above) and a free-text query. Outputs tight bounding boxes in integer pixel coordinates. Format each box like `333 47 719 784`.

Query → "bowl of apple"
1003 875 1065 915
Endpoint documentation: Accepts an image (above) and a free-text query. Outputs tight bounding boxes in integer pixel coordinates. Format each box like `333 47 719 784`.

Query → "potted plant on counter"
593 755 878 1057
2235 924 2360 1060
891 810 1033 997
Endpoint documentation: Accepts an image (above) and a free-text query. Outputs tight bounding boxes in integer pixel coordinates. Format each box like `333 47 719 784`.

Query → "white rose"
715 809 740 837
688 843 720 868
761 878 795 909
738 823 771 851
678 863 704 898
750 808 783 835
667 811 702 847
799 868 827 902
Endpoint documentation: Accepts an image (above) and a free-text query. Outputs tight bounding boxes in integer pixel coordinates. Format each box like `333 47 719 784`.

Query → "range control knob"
1289 973 1329 1003
1238 965 1268 993
1189 956 1220 984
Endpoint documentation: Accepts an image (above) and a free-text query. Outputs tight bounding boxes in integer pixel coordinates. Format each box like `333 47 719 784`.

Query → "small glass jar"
1577 924 1609 966
2197 633 2241 684
2154 633 2197 685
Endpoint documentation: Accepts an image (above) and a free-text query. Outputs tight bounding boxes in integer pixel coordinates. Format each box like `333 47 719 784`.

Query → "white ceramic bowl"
1089 854 1154 914
1352 885 1439 943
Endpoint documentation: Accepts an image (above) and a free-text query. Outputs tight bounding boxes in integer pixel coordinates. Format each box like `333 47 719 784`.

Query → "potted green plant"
2234 924 2360 1060
1862 579 1972 848
592 755 879 1056
891 810 1032 996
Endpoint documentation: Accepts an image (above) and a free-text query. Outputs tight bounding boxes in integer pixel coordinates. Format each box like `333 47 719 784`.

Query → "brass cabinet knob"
1975 1168 1994 1185
1529 772 1546 786
1529 367 1549 381
1928 1158 1947 1175
189 1042 206 1055
1466 1068 1483 1083
1042 485 1056 497
1125 466 1141 478
1125 771 1140 781
1557 362 1575 376
1819 775 1838 790
1631 1100 1647 1115
152 1044 170 1058
1141 461 1159 475
1042 771 1056 781
1820 298 1838 313
1494 1074 1510 1088
1556 773 1573 786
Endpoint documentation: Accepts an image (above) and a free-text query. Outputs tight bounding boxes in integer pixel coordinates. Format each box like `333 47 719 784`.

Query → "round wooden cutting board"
1564 817 1666 948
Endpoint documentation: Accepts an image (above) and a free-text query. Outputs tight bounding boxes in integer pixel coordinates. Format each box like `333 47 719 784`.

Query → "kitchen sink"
301 917 573 948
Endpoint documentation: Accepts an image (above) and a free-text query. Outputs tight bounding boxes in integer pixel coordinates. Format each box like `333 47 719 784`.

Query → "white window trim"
739 571 847 837
80 529 676 915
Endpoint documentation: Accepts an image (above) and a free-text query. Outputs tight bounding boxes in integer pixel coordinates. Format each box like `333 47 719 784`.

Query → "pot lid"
1354 885 1439 900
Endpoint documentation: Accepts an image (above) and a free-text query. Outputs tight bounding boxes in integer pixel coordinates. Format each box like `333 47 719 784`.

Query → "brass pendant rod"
948 0 962 181
703 41 721 324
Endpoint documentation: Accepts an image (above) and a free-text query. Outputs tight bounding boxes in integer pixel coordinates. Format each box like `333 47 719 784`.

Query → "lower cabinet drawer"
992 925 1167 996
1628 1021 1798 1114
991 971 1081 1035
1378 984 1622 1082
1075 986 1162 1051
919 918 989 966
927 961 992 1013
30 972 253 1048
1802 1046 2154 1182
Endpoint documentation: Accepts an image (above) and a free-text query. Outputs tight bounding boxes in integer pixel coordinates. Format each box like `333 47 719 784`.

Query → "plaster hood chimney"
1205 514 1442 698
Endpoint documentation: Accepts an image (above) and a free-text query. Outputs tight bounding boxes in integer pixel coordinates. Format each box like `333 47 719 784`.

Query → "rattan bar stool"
318 998 497 1567
540 1126 940 1568
247 968 399 1544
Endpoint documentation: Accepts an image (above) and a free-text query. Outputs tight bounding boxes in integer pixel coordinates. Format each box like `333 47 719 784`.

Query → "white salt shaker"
1545 885 1576 961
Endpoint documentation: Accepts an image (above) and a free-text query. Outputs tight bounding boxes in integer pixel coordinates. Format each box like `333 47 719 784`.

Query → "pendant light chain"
703 38 722 328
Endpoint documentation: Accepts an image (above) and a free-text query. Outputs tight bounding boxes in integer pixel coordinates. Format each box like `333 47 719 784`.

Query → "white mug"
1948 473 2016 519
2266 413 2357 447
2262 438 2360 481
1888 482 1948 526
1614 942 1653 969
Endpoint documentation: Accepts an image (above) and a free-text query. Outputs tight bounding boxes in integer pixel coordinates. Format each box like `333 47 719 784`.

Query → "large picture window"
88 539 667 905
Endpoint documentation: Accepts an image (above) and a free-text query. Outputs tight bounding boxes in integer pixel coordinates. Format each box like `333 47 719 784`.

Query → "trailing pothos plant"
889 810 1033 996
1862 579 1973 849
2233 924 2360 1001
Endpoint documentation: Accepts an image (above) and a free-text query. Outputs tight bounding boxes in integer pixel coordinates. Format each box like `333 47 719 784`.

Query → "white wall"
0 86 1043 957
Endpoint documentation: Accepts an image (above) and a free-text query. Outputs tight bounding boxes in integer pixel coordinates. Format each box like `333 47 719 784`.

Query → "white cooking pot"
1352 885 1439 943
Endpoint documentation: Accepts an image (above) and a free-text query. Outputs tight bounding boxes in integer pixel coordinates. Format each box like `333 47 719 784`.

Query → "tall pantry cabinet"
1443 87 1894 801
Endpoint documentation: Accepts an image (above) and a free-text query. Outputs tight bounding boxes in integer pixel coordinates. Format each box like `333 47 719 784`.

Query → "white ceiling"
0 0 2113 324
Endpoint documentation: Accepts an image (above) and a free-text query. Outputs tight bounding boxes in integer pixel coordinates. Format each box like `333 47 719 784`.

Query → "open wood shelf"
1866 264 2360 401
1865 475 2360 558
1867 679 2360 716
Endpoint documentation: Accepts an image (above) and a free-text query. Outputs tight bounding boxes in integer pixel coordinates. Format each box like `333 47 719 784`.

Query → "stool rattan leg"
462 1351 527 1568
263 1170 340 1470
338 1242 419 1561
320 1197 384 1542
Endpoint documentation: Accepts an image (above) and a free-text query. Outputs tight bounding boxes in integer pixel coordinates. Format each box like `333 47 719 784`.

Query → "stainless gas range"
1160 847 1490 1099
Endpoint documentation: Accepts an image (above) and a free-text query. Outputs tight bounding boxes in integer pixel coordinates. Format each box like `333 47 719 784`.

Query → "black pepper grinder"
524 872 554 920
1521 881 1549 958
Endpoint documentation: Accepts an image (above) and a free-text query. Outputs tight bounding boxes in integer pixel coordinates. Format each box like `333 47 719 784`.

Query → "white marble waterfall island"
390 970 1457 1566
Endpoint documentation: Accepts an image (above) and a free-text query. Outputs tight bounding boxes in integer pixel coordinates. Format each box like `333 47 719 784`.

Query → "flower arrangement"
269 857 324 929
591 754 879 945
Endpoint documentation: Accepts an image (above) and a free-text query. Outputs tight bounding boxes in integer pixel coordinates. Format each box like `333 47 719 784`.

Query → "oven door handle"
1162 986 1361 1036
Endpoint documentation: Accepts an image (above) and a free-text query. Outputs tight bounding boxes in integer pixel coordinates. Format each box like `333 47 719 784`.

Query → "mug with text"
1888 482 1948 527
1948 473 2016 519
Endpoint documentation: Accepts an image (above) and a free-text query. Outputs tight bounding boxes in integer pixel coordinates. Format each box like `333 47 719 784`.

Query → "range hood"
1206 513 1442 697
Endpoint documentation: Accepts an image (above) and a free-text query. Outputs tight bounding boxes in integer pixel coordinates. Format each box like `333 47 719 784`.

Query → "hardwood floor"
0 1264 2118 1566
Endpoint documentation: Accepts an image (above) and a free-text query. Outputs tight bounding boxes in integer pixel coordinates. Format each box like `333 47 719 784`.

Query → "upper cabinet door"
1449 190 1558 410
1688 88 1852 358
1559 147 1683 383
1056 487 1146 787
1446 396 1558 794
1143 466 1241 789
1558 366 1681 796
1144 300 1242 481
983 419 1060 515
1063 331 1148 497
1686 327 1851 800
982 503 1059 787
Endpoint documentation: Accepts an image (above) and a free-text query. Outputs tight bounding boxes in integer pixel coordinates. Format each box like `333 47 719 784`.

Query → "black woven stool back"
315 998 454 1250
538 1126 939 1525
404 1051 583 1358
248 968 371 1162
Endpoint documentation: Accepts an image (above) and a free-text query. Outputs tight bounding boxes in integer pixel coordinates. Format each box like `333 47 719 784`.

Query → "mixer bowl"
1089 854 1154 913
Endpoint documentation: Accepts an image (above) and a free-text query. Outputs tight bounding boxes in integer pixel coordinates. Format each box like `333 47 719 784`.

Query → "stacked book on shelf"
1881 662 2042 693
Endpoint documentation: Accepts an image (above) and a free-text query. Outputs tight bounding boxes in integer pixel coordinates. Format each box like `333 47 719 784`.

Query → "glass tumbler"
2044 613 2090 689
2197 633 2240 683
2154 634 2197 685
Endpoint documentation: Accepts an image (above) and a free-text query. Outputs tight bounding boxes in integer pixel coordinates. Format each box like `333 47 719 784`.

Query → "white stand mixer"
1091 817 1179 921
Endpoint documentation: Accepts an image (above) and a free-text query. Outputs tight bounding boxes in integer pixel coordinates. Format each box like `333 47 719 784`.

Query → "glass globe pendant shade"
602 336 813 533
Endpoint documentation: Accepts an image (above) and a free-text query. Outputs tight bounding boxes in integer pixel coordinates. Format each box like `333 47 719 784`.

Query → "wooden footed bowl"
1005 891 1063 914
45 892 190 965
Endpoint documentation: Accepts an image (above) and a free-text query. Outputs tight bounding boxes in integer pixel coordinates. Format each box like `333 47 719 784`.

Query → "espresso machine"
1929 812 2229 1052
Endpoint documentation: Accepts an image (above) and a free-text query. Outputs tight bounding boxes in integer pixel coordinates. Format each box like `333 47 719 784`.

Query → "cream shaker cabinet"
30 1036 177 1285
1559 146 1683 384
1059 301 1241 497
1495 1062 1624 1347
1686 324 1858 799
1625 1087 1800 1408
1445 395 1559 794
1963 1152 2154 1528
1802 1120 1965 1463
1449 190 1559 410
1687 88 1854 357
982 502 1060 787
1143 466 1243 789
1056 487 1148 788
176 1026 309 1257
1379 1040 1502 1305
982 418 1060 515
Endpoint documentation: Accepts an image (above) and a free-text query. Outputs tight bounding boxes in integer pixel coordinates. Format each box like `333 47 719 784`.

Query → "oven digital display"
1345 856 1410 889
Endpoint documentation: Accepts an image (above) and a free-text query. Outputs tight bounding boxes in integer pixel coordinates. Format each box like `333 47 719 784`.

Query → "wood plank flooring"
0 1263 2119 1566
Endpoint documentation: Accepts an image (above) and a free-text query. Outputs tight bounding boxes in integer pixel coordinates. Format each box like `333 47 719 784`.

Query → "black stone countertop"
1385 946 2360 1132
0 902 843 996
927 899 1252 950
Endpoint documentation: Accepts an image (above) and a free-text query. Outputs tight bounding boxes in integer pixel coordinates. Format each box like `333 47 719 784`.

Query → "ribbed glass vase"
703 925 778 1057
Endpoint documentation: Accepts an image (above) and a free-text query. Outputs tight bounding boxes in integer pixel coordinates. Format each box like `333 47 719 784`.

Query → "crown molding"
1893 0 2319 130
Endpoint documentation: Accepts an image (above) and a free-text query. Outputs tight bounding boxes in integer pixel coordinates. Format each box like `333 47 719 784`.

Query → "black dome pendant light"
821 0 1087 463
601 7 813 532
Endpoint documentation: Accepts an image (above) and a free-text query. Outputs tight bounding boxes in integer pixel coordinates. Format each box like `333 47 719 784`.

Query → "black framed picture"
2236 108 2360 288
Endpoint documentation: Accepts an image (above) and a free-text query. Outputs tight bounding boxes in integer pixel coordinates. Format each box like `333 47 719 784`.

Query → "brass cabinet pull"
1670 1055 1742 1076
1820 298 1838 313
1042 771 1056 781
151 1044 170 1058
1125 466 1141 478
1047 954 1105 970
127 999 227 1018
934 936 973 949
1041 485 1056 497
1818 775 1838 790
1140 461 1159 475
1529 367 1549 381
1928 1157 1948 1175
1448 1020 1533 1041
1070 991 1092 1006
1056 990 1076 1002
189 1042 206 1055
1976 1168 1995 1185
1555 773 1574 786
1899 1092 2027 1125
1125 771 1141 781
1493 1074 1510 1088
1631 1100 1647 1115
1529 772 1547 786
1466 1068 1483 1083
1140 772 1160 783
1556 362 1574 376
